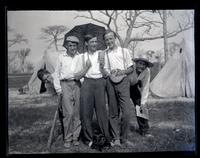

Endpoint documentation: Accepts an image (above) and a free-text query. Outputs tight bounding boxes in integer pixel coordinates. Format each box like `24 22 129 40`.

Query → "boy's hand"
57 92 62 102
110 69 118 75
116 69 125 76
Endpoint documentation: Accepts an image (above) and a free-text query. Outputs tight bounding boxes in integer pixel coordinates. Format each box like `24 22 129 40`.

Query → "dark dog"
91 131 111 151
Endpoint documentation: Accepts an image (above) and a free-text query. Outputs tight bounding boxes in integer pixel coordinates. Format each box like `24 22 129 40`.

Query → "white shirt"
83 50 103 79
52 52 83 93
137 68 151 105
104 47 133 72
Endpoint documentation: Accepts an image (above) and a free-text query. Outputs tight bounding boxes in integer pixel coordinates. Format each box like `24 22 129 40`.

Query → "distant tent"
150 62 161 82
150 39 195 98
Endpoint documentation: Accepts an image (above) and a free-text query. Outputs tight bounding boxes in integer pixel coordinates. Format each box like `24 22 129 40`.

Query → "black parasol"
63 23 107 53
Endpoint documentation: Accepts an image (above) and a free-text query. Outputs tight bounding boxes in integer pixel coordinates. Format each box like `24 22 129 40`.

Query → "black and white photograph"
7 10 195 154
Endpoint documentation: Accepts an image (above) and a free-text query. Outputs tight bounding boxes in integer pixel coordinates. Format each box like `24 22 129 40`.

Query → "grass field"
8 88 195 154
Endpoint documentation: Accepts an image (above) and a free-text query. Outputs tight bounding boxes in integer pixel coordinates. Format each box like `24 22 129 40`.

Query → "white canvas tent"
25 49 65 94
150 39 195 98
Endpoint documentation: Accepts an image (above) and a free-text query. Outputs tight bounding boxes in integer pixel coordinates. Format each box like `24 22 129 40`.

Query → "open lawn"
8 88 195 154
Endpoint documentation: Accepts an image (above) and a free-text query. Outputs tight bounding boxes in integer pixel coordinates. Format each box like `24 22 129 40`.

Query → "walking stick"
47 95 63 151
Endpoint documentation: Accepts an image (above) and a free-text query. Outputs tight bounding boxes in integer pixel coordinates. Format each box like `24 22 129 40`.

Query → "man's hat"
63 36 79 47
133 54 153 67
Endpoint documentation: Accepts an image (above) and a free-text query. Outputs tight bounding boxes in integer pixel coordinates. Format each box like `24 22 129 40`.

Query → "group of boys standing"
37 29 153 149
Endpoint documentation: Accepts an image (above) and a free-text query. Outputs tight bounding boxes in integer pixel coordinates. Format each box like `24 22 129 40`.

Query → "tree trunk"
163 10 169 63
54 38 58 51
21 58 25 73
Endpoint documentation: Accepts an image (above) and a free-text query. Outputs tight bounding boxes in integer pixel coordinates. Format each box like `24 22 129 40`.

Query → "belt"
60 78 77 82
84 77 103 80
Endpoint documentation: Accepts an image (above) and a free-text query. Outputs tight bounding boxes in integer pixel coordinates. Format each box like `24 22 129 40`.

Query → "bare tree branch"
99 10 107 16
8 34 28 47
113 11 119 34
90 11 109 26
128 25 193 43
133 22 152 29
157 10 163 21
75 10 123 30
123 10 138 47
123 11 130 27
74 10 194 49
138 15 163 26
99 10 114 18
18 48 31 73
105 10 115 28
75 11 109 28
40 25 67 51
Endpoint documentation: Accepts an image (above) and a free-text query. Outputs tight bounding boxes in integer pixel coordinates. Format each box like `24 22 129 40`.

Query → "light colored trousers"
60 80 81 142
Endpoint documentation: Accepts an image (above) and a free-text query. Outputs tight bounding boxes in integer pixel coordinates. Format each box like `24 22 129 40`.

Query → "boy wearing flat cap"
130 54 154 137
53 35 91 148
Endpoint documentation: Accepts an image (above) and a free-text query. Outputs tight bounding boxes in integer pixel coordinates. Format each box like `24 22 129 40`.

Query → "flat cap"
65 36 79 43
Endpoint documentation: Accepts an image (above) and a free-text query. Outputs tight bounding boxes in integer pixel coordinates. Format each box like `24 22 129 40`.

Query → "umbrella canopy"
63 23 107 53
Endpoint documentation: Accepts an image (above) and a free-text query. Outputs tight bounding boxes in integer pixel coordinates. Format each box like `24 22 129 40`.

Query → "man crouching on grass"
37 69 56 95
130 54 154 137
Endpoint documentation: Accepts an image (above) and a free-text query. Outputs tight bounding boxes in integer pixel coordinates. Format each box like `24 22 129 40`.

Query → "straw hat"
133 54 153 67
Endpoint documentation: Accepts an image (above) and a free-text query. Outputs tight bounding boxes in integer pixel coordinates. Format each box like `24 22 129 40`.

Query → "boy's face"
87 37 98 52
104 32 116 49
42 74 53 83
136 60 147 73
66 41 78 56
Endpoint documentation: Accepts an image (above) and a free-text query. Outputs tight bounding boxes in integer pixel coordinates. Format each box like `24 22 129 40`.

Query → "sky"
7 10 194 66
8 11 95 65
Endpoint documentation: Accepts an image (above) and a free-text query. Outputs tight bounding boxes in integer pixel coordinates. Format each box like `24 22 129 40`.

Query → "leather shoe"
111 139 121 146
144 133 154 138
64 142 71 148
73 140 80 146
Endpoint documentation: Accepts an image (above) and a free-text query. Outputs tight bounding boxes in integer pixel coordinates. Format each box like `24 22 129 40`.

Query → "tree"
18 48 31 73
40 25 68 51
8 50 18 74
25 62 34 73
8 27 30 73
128 41 138 58
8 33 28 48
157 10 194 63
75 10 193 61
162 10 169 62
